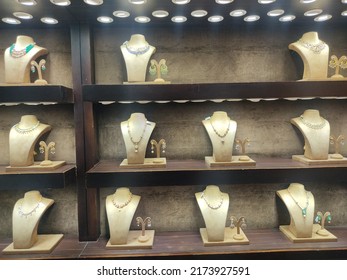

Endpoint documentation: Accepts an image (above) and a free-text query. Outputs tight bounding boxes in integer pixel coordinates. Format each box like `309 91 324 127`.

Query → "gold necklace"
210 118 231 144
18 195 43 218
127 119 148 153
13 121 40 134
287 189 309 218
201 191 224 210
112 192 133 209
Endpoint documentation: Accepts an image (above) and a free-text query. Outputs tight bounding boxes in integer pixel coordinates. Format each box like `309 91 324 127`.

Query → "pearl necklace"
201 191 224 210
287 189 309 218
10 42 36 58
18 195 43 218
112 192 133 209
299 115 326 130
298 39 326 54
123 41 150 56
13 121 40 134
210 118 231 144
127 120 148 153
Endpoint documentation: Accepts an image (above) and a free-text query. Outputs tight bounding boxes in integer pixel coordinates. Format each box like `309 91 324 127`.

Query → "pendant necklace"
112 192 133 210
123 41 150 56
201 191 224 210
298 39 326 54
18 195 43 218
287 189 309 218
127 119 148 153
299 115 326 130
210 118 231 144
10 42 36 58
13 121 40 134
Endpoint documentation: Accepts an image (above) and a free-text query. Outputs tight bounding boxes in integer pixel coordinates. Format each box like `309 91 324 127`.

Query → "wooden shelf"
0 85 73 104
86 159 347 188
1 228 346 259
0 164 76 190
83 81 347 102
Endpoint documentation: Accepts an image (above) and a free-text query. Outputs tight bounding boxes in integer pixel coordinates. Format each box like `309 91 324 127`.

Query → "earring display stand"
280 224 337 243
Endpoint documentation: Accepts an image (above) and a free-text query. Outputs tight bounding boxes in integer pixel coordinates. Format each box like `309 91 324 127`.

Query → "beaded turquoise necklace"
9 42 36 58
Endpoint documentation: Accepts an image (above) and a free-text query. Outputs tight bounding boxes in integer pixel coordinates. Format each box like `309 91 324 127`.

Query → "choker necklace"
127 119 148 153
287 189 309 218
18 195 43 218
299 115 326 130
298 39 326 54
123 41 150 56
201 190 224 210
13 121 40 134
10 42 36 58
210 118 231 144
112 192 133 209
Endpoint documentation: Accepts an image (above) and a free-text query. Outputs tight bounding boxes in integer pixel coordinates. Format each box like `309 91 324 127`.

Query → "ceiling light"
113 11 130 18
267 9 284 17
135 16 151 23
300 0 316 3
279 15 296 22
13 12 33 20
16 0 37 5
41 17 58 24
230 9 247 17
208 15 224 22
314 14 332 22
342 10 347 16
171 16 187 23
2 17 21 24
84 0 103 5
97 16 113 23
304 9 322 16
258 0 276 4
244 15 260 22
216 0 234 4
172 0 190 4
128 0 147 4
343 0 347 3
191 10 208 17
152 10 169 18
50 0 71 6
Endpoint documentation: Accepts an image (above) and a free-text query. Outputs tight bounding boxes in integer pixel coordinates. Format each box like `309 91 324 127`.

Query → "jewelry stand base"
292 155 347 165
2 234 63 254
106 230 155 249
0 83 49 86
279 224 337 243
205 156 256 167
6 161 66 172
120 158 166 169
123 81 171 85
199 227 249 247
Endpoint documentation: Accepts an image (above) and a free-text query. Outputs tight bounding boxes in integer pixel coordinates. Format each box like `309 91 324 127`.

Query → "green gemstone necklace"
287 189 309 218
9 42 36 58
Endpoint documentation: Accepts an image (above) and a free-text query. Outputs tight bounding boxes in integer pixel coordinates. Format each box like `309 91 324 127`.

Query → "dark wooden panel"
86 159 347 188
0 164 76 190
83 81 347 102
0 85 73 103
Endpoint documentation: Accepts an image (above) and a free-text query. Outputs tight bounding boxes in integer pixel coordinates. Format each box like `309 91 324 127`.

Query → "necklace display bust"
4 35 48 84
288 32 329 80
9 115 51 167
120 34 156 83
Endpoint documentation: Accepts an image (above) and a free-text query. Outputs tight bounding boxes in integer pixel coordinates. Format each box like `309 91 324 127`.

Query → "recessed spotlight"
50 0 71 6
258 0 276 3
304 9 322 16
300 0 316 3
41 17 58 24
343 0 347 3
267 9 284 17
216 0 234 4
2 17 21 24
172 0 190 4
244 15 260 22
314 14 332 22
279 15 296 22
342 10 347 16
113 11 130 18
208 15 224 22
84 0 103 5
191 10 208 17
16 0 37 5
97 16 113 23
230 9 247 17
128 0 147 4
171 16 187 23
152 10 169 18
13 12 33 20
135 16 151 23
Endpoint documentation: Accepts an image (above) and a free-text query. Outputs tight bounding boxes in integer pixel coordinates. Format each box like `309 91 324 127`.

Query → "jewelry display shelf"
1 228 346 260
82 81 347 102
86 159 347 188
0 85 73 104
0 164 76 190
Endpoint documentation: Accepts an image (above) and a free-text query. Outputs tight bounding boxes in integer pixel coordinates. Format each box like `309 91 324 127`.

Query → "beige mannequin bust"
202 111 237 162
195 185 229 242
106 187 141 245
288 31 329 80
120 34 156 82
277 183 314 238
9 115 51 167
291 109 330 160
121 113 155 164
4 35 48 84
12 190 54 249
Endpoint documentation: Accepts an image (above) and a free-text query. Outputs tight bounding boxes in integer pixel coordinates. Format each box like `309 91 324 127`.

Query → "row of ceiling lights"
2 0 347 25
